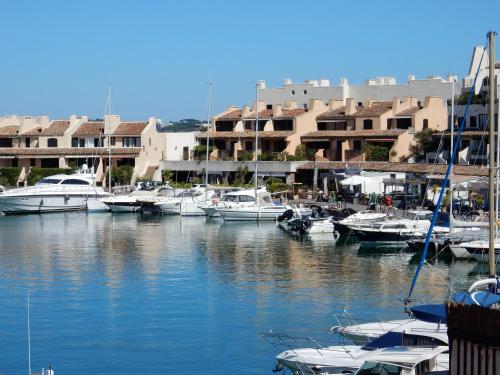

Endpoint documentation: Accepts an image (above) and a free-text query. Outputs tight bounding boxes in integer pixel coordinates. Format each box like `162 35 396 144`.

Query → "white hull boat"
101 185 175 213
0 168 110 215
218 205 288 221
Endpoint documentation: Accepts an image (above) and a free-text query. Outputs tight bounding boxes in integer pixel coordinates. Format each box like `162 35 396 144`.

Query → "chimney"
273 104 283 118
327 99 344 111
346 98 356 115
363 99 374 108
242 105 251 117
285 100 298 110
309 99 325 111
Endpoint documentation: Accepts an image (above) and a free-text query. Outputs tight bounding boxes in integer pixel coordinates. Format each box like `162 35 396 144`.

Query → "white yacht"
199 188 262 217
101 185 175 213
450 238 500 262
0 167 110 214
273 319 448 374
214 188 289 221
155 187 217 216
333 211 388 235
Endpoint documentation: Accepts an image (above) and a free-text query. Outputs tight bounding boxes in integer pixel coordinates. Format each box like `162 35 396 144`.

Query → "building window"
303 103 308 110
423 119 429 129
363 119 373 130
358 102 363 106
469 116 477 128
245 141 253 151
30 158 36 167
123 137 141 147
303 90 307 95
25 138 30 148
291 90 295 95
266 104 273 110
353 140 362 150
94 138 100 147
71 138 78 147
79 139 85 147
47 138 58 147
0 138 13 147
183 146 189 160
110 137 115 146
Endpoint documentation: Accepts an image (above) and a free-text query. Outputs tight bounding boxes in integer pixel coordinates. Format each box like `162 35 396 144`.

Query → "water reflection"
0 213 480 374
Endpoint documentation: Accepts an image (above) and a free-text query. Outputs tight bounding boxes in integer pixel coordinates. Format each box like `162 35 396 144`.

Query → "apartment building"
0 114 163 185
198 95 447 163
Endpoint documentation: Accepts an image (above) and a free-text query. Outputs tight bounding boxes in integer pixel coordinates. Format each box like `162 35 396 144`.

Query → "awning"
410 303 447 324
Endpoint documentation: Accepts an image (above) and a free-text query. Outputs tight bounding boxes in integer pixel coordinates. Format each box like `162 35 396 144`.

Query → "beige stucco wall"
132 117 164 183
413 97 447 132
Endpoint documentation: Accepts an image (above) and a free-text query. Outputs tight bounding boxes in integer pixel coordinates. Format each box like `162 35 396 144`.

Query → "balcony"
345 150 364 161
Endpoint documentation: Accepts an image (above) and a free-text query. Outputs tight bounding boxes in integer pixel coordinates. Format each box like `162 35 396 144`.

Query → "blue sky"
1 0 499 122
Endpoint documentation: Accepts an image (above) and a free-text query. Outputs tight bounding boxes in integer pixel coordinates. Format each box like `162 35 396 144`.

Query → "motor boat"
155 187 217 216
101 185 175 213
216 188 290 221
332 211 388 236
348 210 449 243
450 238 500 262
0 166 111 214
271 319 448 374
214 188 290 221
353 346 449 375
278 206 339 237
199 188 263 218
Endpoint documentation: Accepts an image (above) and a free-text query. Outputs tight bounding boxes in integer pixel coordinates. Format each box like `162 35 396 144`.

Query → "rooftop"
0 147 141 157
113 122 148 136
217 110 243 121
73 122 104 137
39 120 70 136
196 131 294 139
0 126 19 137
302 130 404 139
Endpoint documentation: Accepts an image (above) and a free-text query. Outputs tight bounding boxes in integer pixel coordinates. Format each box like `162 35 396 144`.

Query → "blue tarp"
410 304 447 324
454 291 500 307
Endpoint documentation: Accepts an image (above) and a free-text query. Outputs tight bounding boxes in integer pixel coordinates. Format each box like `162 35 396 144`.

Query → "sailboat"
214 82 289 221
408 31 500 326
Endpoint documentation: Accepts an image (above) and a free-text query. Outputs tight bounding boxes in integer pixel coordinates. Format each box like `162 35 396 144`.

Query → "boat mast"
254 82 259 198
204 81 212 200
488 31 496 277
450 77 455 223
27 294 31 375
107 85 112 193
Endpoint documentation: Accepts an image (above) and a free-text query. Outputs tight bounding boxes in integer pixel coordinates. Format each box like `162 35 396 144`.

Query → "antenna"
27 294 31 375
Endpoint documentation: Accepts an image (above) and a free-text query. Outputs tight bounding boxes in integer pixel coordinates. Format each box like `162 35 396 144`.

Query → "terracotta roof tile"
113 122 148 136
296 161 488 177
353 102 393 117
0 147 141 156
0 126 19 136
21 127 44 136
39 120 70 136
73 122 104 137
302 130 404 139
217 110 242 121
317 106 349 120
196 131 294 139
396 107 420 116
243 109 274 119
274 109 306 119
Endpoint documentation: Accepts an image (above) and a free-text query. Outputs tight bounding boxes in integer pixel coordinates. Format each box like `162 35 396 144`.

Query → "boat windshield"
356 361 401 375
176 190 202 198
60 179 90 185
221 195 255 203
36 178 62 185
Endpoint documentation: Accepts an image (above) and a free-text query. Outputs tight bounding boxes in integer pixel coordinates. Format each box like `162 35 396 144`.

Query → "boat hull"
0 195 98 214
218 206 287 221
104 202 139 213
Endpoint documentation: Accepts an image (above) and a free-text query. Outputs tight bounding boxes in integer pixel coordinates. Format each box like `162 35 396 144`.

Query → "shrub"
28 167 72 186
162 169 173 183
234 165 249 186
0 167 21 186
364 143 390 161
193 144 217 160
260 152 279 161
237 151 254 161
107 165 134 186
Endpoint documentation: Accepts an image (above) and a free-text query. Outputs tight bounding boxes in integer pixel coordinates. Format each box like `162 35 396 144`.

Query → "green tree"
411 129 439 156
364 143 390 161
162 169 173 183
234 165 249 186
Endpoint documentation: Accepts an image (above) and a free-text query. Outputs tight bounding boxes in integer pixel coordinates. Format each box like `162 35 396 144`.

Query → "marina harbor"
1 3 500 374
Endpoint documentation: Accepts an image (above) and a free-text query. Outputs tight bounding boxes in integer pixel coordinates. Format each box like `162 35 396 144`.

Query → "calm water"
0 213 483 375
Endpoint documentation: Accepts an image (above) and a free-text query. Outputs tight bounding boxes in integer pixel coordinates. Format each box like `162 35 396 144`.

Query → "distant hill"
157 118 203 133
